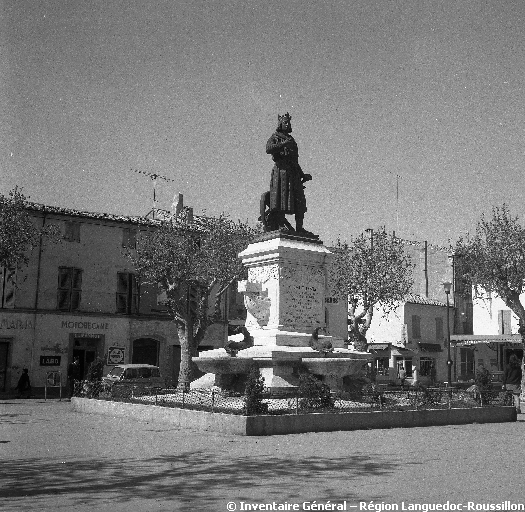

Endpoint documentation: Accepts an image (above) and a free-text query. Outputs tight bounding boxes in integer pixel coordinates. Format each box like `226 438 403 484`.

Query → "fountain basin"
301 357 370 378
193 356 255 375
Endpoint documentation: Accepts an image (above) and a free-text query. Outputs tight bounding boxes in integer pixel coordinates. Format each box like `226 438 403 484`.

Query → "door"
73 349 86 380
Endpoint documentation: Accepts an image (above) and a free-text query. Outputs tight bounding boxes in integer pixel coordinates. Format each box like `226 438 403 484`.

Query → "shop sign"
0 318 34 330
61 321 109 330
107 346 125 365
40 356 61 366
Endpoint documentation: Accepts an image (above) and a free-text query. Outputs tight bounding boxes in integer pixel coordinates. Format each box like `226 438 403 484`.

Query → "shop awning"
418 343 443 352
367 343 390 352
451 334 522 347
391 347 417 356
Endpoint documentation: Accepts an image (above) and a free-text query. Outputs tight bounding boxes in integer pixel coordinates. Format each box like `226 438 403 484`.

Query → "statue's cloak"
265 131 307 215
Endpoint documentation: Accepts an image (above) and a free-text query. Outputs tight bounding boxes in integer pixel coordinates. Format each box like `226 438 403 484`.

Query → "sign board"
46 371 61 387
40 355 61 366
107 346 125 365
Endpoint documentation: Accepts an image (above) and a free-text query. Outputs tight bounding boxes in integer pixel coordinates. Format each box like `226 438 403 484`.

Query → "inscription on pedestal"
280 265 325 330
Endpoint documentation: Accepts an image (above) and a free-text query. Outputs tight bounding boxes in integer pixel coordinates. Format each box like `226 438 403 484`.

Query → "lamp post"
443 281 453 387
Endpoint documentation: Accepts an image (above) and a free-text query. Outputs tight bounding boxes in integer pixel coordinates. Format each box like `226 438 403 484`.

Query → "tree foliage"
0 187 60 269
131 213 258 389
454 205 525 334
329 227 414 350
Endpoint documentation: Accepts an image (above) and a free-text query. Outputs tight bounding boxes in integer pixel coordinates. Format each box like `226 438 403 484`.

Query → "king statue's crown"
278 112 292 122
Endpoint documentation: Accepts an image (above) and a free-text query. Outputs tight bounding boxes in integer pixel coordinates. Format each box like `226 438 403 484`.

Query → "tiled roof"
25 202 206 230
404 294 448 307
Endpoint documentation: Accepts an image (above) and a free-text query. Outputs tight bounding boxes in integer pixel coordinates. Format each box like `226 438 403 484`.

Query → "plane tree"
0 187 60 305
0 187 60 269
454 205 525 389
329 227 414 351
131 213 257 389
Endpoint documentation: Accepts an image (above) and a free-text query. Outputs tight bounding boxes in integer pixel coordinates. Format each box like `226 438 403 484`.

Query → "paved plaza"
1 399 523 512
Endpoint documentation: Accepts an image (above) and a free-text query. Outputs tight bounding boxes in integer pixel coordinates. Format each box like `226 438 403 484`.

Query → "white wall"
471 289 521 335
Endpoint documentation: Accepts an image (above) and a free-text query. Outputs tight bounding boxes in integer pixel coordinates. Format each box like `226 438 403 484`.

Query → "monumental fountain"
192 113 371 393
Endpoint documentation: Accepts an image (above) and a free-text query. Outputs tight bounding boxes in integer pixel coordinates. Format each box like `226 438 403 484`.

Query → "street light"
443 281 453 388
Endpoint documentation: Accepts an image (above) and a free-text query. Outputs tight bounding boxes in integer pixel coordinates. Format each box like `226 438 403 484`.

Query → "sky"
2 0 525 247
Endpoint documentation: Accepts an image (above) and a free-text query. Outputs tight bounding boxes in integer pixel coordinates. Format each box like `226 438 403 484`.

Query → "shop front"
451 334 523 386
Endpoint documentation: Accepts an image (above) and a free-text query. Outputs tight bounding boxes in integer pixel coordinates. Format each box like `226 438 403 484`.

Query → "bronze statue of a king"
260 113 315 237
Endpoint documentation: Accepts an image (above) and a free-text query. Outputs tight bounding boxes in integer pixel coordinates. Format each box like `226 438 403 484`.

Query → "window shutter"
412 315 421 339
435 317 443 341
2 267 16 308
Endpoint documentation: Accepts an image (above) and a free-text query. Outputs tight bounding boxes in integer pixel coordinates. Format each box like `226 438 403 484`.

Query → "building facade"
0 203 227 395
359 239 458 385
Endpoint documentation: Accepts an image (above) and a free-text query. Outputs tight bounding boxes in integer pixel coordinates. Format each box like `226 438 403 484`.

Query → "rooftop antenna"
132 169 176 219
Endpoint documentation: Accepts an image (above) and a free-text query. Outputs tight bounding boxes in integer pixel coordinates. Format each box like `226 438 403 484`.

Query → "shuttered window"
57 267 82 311
0 266 16 308
64 221 81 242
412 315 421 339
498 310 512 335
435 317 444 341
116 272 139 314
122 228 137 249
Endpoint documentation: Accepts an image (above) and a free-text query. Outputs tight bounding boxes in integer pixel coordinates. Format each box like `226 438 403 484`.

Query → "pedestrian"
67 357 81 398
430 363 437 386
502 354 522 414
398 366 407 389
15 368 31 398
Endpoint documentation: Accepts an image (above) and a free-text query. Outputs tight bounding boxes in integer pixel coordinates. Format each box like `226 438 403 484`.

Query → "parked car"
102 364 164 398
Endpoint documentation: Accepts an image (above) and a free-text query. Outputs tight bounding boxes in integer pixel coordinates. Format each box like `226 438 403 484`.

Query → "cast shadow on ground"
0 451 401 507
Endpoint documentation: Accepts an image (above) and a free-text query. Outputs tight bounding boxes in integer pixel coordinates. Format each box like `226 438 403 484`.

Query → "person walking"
502 354 522 414
15 368 31 398
398 365 407 389
67 357 81 398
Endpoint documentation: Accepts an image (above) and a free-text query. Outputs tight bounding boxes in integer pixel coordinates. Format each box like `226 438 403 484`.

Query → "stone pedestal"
238 232 340 347
193 232 371 393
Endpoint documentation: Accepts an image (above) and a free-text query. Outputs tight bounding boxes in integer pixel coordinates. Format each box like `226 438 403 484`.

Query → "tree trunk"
176 320 192 391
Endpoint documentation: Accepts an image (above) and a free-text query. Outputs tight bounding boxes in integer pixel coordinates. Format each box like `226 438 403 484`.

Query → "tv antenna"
132 169 176 219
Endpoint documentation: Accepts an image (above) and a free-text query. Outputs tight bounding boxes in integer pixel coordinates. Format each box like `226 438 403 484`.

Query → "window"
122 228 137 249
498 310 512 335
57 267 82 311
0 266 16 309
64 221 81 242
460 348 475 380
420 357 434 377
435 317 444 341
412 315 421 339
116 272 138 314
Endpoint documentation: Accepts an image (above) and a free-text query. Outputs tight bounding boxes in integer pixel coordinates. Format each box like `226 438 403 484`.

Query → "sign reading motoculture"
107 346 125 365
40 356 61 366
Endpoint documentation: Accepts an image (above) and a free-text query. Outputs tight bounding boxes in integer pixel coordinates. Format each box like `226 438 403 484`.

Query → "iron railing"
72 380 517 416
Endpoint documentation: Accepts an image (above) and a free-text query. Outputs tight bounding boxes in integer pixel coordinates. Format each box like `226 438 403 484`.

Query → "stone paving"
1 399 523 512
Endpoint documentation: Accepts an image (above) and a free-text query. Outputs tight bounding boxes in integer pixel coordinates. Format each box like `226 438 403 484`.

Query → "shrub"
243 365 268 415
298 373 334 410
